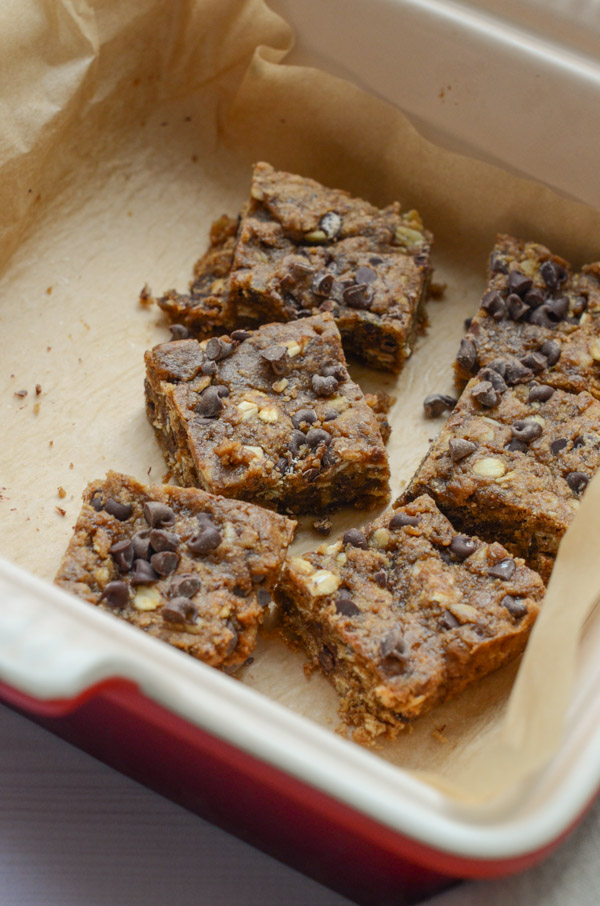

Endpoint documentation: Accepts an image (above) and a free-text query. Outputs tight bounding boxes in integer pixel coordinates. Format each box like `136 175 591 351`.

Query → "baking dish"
1 2 600 904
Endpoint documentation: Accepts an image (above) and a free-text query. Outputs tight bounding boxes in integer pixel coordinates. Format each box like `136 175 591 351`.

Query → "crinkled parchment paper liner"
1 0 600 803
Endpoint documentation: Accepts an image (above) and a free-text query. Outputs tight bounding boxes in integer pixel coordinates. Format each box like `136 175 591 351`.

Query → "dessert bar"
144 313 390 514
55 472 296 670
456 234 600 398
404 371 600 579
275 494 544 741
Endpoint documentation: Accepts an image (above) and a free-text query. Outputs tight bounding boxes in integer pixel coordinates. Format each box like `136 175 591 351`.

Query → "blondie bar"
144 313 390 514
456 234 600 398
405 372 600 579
276 494 543 741
55 472 295 669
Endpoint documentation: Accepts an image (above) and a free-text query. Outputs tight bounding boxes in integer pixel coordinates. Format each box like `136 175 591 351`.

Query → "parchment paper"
1 0 600 802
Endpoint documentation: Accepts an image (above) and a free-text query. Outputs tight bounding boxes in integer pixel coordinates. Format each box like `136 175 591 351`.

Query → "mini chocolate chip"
573 435 586 448
540 340 561 366
105 498 133 521
201 360 218 376
355 266 377 283
320 211 342 238
448 438 478 461
143 501 175 528
335 594 360 617
501 595 528 619
524 288 545 309
149 529 179 552
257 588 271 607
132 530 152 560
379 631 407 662
188 525 222 554
206 337 233 361
196 385 225 418
389 513 420 529
520 352 548 373
487 558 516 580
343 528 368 549
506 438 529 453
231 329 251 342
456 338 478 373
423 393 457 418
289 429 308 455
439 610 460 630
506 293 529 321
312 374 339 397
528 383 555 403
313 273 334 297
130 559 159 585
101 580 129 608
464 318 472 330
540 259 568 290
169 324 191 340
343 283 372 310
511 420 543 443
196 512 215 526
109 539 134 572
260 345 289 374
566 471 589 494
306 428 332 449
487 358 508 379
572 295 588 317
528 305 558 329
550 438 568 455
490 252 508 274
322 363 347 381
162 597 198 623
323 409 338 421
319 646 336 674
471 380 498 408
449 535 478 560
292 408 317 429
275 456 289 473
170 574 201 598
479 368 507 393
503 358 533 385
481 290 506 319
373 570 387 588
216 385 229 398
90 492 103 511
507 270 533 297
150 550 180 576
369 255 383 265
548 296 569 321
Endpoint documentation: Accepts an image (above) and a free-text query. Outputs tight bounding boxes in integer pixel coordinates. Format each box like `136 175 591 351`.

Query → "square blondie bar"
55 472 295 670
456 234 600 398
276 494 544 741
145 313 390 514
404 371 600 579
225 162 432 372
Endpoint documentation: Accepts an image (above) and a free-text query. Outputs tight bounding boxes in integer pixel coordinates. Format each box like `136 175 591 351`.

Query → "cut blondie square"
145 313 391 514
227 162 432 372
55 472 296 670
404 370 600 580
157 214 238 338
275 494 544 742
456 234 600 398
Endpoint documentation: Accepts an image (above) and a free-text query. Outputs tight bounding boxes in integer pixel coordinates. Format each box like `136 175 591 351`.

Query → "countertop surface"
2 702 600 906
